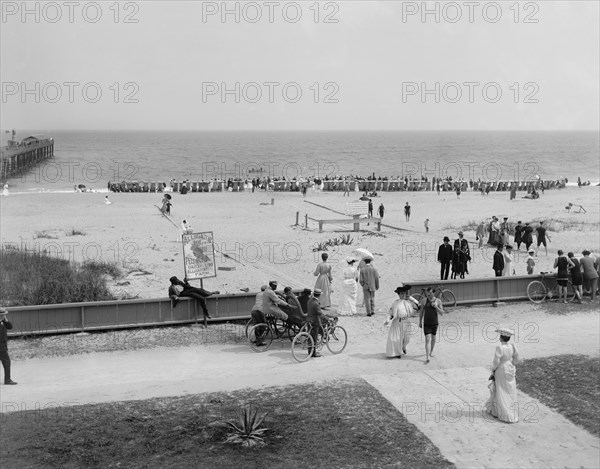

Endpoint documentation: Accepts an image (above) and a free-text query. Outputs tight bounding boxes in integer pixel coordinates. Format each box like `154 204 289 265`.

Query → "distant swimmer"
104 196 112 205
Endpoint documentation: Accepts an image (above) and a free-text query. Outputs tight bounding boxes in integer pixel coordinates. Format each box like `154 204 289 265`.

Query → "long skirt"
339 279 357 316
485 362 519 423
386 318 411 357
314 274 332 308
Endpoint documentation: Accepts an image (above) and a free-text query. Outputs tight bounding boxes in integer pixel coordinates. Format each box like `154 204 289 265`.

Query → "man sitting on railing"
168 276 220 321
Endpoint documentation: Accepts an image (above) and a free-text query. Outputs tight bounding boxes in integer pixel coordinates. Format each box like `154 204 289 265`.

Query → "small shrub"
84 260 123 279
217 405 269 448
66 228 86 236
34 230 59 239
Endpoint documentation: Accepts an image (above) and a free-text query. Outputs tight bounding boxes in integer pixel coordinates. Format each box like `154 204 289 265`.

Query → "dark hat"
503 217 508 220
458 231 464 236
506 245 513 250
313 288 322 295
169 276 179 283
394 284 412 294
269 280 278 286
302 288 312 294
443 236 450 242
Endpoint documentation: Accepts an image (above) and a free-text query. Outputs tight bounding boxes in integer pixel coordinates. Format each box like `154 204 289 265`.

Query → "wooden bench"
314 215 382 233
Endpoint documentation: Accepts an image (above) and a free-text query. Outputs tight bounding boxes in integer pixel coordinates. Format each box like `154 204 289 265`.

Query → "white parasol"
352 248 374 261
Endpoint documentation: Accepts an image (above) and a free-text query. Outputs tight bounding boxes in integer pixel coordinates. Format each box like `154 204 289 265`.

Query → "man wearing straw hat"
0 308 17 385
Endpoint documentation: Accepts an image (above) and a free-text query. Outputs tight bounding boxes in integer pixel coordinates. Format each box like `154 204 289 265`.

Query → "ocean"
3 130 599 192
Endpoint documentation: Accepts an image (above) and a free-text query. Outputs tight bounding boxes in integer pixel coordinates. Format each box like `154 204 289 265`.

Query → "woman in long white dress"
385 284 419 358
485 327 520 423
339 257 358 316
314 252 333 308
502 245 515 276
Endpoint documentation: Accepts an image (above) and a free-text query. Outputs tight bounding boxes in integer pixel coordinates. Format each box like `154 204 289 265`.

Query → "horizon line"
2 129 599 133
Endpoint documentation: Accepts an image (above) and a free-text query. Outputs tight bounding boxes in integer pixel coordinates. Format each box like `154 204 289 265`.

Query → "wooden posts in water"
0 138 54 180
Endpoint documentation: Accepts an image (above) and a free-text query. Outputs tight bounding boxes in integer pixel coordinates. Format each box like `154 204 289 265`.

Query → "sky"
1 0 599 131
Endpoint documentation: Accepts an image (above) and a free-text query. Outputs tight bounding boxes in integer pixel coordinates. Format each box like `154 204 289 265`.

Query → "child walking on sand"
424 219 429 233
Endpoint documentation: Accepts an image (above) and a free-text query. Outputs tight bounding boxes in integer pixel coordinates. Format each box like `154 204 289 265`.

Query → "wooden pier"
0 135 54 181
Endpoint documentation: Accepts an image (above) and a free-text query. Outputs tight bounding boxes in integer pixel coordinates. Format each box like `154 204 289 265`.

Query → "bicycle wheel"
287 322 301 341
273 318 287 338
245 318 256 338
249 324 273 352
527 281 546 303
326 325 348 354
440 290 457 312
291 332 314 363
412 293 424 305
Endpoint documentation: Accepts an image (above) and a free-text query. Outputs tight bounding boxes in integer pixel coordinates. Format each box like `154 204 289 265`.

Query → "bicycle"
247 315 303 352
291 317 348 363
527 271 576 303
412 285 457 312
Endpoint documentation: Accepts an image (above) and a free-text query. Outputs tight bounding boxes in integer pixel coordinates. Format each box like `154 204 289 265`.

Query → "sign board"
182 231 216 280
345 201 368 216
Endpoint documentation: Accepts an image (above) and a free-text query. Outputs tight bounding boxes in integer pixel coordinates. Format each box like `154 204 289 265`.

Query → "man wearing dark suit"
437 236 453 280
0 308 17 385
168 276 220 323
307 289 325 357
493 245 505 277
359 259 380 316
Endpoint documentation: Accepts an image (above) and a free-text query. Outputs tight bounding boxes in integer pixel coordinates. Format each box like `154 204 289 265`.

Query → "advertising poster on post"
182 232 216 280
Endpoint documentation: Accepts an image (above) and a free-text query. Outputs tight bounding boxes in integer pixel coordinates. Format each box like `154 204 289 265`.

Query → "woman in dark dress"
451 240 461 279
568 252 583 303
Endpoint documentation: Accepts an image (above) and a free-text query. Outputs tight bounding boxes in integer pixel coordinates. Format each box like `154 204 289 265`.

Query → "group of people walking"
315 252 380 317
383 284 519 423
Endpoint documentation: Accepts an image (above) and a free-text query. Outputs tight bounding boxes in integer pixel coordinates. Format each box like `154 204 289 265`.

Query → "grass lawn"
517 354 600 437
0 378 455 469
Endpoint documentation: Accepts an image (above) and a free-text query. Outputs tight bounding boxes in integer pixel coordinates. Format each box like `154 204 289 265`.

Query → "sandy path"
2 306 598 407
367 368 600 469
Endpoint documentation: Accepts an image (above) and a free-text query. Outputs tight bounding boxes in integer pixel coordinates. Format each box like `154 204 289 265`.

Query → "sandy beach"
1 185 598 306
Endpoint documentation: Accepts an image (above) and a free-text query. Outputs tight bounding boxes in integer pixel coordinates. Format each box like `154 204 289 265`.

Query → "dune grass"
0 247 120 306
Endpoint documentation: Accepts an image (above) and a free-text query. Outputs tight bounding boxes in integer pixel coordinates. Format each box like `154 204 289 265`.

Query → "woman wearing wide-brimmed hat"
339 257 358 316
485 327 520 423
384 284 419 359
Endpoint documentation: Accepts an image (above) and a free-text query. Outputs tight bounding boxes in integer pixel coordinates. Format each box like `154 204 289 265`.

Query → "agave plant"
220 405 269 447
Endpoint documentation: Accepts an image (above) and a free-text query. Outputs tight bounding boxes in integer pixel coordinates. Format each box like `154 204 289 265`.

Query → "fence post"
295 211 299 226
353 214 360 232
305 214 308 228
319 221 323 233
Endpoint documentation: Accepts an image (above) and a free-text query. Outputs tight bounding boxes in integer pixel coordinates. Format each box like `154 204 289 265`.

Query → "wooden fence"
3 275 546 337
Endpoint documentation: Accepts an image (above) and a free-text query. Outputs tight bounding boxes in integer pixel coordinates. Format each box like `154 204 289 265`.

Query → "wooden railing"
4 275 545 337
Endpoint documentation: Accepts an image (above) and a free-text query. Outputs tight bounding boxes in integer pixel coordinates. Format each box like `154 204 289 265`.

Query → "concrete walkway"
366 368 600 469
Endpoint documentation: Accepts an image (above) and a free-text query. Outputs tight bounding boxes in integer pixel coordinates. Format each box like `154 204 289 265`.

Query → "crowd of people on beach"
105 172 574 195
433 217 600 298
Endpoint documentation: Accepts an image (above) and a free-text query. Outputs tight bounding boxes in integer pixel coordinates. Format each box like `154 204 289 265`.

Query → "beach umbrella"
352 248 374 260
